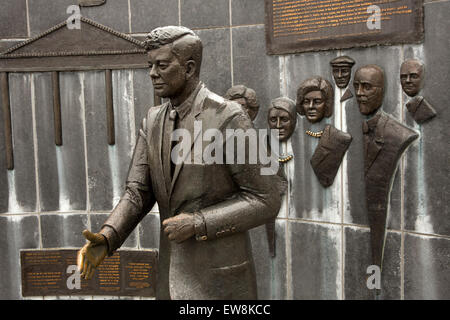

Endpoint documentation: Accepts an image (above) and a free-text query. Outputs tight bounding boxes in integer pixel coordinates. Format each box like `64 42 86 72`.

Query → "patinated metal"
265 0 424 55
225 85 260 121
77 26 285 300
297 76 351 188
330 56 355 102
354 65 419 292
400 59 437 124
79 0 106 7
1 72 13 170
52 71 63 146
105 69 115 145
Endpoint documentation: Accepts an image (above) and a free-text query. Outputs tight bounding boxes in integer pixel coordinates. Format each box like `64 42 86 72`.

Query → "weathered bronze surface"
296 76 334 124
330 56 355 102
0 17 147 72
21 249 157 297
265 0 424 55
79 0 106 7
355 65 419 282
267 97 297 142
105 69 115 145
400 59 437 124
78 26 284 300
310 125 352 188
52 72 63 146
1 72 13 170
225 85 260 121
406 96 437 124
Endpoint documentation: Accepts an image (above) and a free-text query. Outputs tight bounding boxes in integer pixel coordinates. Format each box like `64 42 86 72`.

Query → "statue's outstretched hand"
77 230 108 280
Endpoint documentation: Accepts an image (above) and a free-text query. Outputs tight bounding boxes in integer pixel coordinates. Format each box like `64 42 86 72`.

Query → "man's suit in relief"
363 110 418 270
99 83 284 300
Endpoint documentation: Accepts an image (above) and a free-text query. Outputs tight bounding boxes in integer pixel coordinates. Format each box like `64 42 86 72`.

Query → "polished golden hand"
77 230 108 280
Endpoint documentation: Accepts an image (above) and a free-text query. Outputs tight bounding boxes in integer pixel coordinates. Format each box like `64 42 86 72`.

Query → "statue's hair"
296 76 334 118
224 85 259 109
145 26 203 76
401 59 424 73
269 97 297 120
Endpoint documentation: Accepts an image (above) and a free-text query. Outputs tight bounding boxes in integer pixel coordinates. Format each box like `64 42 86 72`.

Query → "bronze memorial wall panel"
265 0 424 54
20 249 157 297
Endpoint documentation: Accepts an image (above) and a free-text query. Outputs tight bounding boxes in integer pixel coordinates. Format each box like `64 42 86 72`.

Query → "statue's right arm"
99 118 156 255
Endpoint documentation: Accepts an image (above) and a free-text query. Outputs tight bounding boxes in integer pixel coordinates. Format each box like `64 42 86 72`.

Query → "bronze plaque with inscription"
20 249 157 297
265 0 424 54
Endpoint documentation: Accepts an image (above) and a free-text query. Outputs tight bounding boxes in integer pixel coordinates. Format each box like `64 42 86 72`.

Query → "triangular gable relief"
0 17 148 72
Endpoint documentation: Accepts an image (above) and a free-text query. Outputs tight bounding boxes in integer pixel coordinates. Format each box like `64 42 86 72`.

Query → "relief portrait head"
296 76 334 124
225 85 260 121
330 56 355 89
400 59 424 97
268 97 297 142
353 65 385 116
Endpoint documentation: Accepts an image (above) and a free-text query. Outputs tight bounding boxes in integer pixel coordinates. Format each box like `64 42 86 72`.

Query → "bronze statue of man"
354 65 418 290
77 26 283 300
400 59 437 124
224 85 260 121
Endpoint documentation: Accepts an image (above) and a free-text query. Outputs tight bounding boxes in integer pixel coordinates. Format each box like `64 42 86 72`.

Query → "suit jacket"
406 96 437 124
99 83 283 300
310 125 352 188
363 110 419 270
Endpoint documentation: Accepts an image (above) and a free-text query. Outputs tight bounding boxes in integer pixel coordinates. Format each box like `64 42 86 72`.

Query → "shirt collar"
171 81 204 120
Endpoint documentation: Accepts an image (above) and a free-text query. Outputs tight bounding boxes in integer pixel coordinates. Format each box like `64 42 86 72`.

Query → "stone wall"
0 0 449 300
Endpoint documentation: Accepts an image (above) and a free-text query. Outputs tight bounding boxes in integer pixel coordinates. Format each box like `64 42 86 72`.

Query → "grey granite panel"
58 72 87 211
232 25 280 127
344 227 401 300
249 220 287 300
8 73 36 213
0 215 40 299
289 221 341 299
111 69 136 196
41 213 89 248
0 0 28 38
0 40 21 53
132 68 153 137
340 46 404 229
196 28 231 97
139 213 160 250
33 72 60 212
130 0 179 33
84 71 114 211
180 0 229 29
231 0 265 26
90 213 137 248
404 233 450 299
28 0 77 37
403 1 450 237
80 0 130 33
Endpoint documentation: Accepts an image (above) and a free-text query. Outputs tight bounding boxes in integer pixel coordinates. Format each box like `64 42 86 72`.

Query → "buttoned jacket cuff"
194 212 208 241
99 225 120 256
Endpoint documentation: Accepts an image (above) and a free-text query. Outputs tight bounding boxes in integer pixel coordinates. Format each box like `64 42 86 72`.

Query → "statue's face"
353 68 384 115
233 97 259 121
400 61 424 97
148 44 187 99
303 90 326 123
268 107 295 141
332 66 352 88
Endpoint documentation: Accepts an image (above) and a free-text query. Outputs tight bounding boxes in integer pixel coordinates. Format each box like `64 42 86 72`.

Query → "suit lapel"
149 103 170 198
365 113 388 174
169 87 208 198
